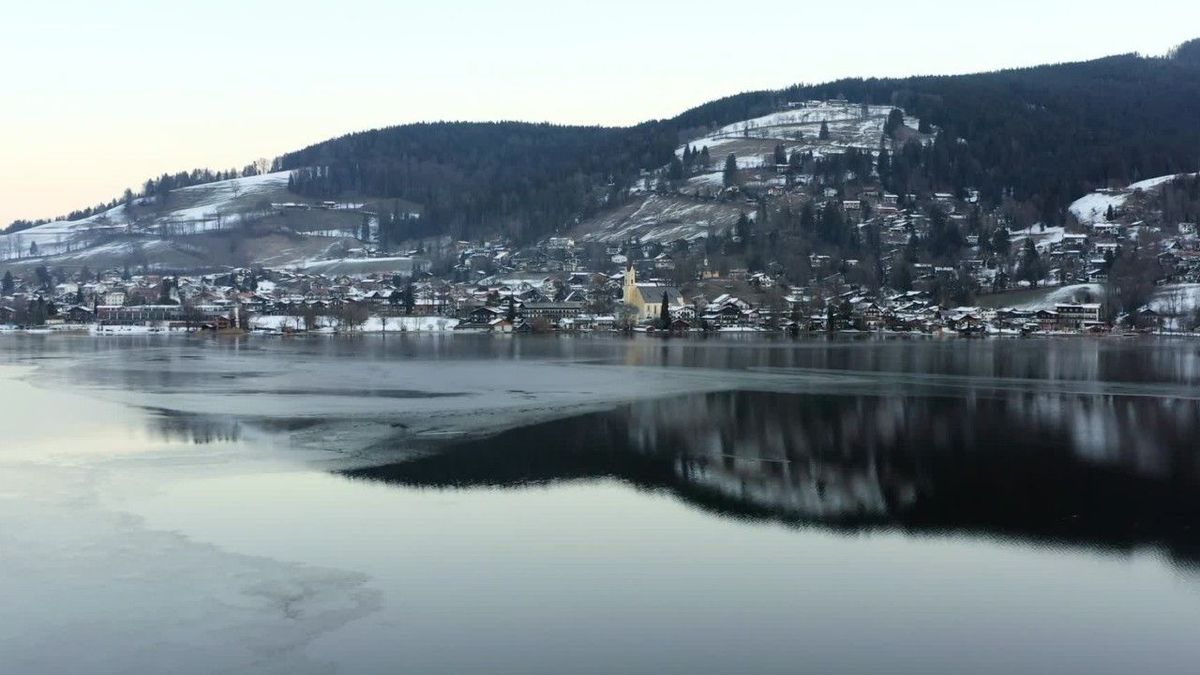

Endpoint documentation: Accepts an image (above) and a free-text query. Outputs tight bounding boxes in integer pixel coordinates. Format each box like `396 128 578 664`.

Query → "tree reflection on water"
347 390 1200 566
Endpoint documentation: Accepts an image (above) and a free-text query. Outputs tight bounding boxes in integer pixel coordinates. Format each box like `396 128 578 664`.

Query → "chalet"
1062 234 1088 252
464 305 506 326
948 313 984 335
852 301 884 329
488 317 530 334
673 305 698 322
707 303 744 327
668 317 694 332
705 295 754 328
202 315 234 331
1035 309 1059 332
1134 307 1162 330
64 306 94 324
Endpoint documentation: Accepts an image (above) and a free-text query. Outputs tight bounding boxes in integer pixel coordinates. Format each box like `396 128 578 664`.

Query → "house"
1134 307 1162 330
462 305 506 326
1055 303 1103 329
63 306 94 324
852 301 883 329
488 317 530 333
1035 309 1059 332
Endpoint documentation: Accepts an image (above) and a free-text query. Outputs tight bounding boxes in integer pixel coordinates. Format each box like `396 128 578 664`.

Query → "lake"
2 335 1199 674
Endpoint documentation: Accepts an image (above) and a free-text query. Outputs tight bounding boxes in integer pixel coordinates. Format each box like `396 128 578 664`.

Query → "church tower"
623 266 637 305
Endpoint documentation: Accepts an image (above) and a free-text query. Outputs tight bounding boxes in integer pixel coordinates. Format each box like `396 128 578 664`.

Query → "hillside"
1070 174 1200 224
275 44 1200 242
5 40 1200 273
0 173 367 273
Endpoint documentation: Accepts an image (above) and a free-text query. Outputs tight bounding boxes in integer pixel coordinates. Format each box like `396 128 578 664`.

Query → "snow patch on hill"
676 101 919 163
0 172 292 262
1128 173 1197 192
1069 173 1197 224
576 194 752 243
1148 284 1200 315
1069 193 1128 225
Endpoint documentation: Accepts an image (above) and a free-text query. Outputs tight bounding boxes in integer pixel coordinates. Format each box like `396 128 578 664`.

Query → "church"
622 267 686 321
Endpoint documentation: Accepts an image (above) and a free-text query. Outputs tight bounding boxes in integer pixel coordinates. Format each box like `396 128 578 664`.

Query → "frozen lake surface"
3 335 1200 674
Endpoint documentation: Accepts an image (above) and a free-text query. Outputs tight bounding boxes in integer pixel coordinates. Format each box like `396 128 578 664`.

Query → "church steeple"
623 266 637 305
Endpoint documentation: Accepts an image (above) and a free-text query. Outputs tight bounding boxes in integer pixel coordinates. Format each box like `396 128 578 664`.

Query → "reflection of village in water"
349 390 1200 565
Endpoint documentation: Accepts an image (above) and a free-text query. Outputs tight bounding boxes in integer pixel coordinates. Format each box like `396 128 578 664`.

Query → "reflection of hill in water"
345 391 1200 564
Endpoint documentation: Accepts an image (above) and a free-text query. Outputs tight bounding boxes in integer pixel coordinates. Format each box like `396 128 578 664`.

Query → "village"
1 217 1197 337
5 96 1200 339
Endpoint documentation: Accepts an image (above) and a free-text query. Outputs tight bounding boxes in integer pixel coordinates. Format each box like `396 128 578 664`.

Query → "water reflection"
7 334 1200 389
347 391 1200 565
145 408 243 444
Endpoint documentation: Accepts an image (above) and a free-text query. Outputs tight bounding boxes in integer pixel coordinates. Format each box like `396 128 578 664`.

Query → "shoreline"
3 323 1199 340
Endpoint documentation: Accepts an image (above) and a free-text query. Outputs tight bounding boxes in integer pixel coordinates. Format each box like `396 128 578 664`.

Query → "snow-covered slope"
1068 192 1129 225
0 172 291 262
575 194 753 243
676 101 921 169
1069 173 1197 224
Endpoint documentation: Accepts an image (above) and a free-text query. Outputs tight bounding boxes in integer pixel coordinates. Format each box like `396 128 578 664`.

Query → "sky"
2 0 1198 226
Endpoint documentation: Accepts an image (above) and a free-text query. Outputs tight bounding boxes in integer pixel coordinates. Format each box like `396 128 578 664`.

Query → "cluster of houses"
3 204 1196 335
0 260 1130 337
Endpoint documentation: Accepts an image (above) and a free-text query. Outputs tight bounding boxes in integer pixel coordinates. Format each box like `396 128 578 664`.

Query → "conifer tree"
722 154 739 188
884 109 905 138
1019 238 1043 287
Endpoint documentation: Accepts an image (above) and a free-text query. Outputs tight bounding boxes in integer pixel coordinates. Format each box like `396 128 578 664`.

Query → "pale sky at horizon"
2 0 1197 226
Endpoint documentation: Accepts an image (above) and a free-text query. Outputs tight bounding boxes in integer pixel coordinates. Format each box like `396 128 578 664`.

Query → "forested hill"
280 122 678 241
279 42 1200 242
19 41 1198 245
676 49 1200 221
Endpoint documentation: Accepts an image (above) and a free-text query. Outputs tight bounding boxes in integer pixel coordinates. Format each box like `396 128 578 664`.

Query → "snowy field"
1069 173 1197 224
295 256 424 275
675 101 923 170
0 172 292 262
577 194 753 243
